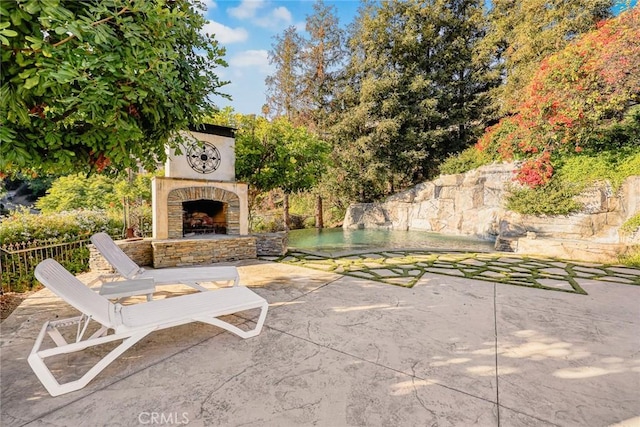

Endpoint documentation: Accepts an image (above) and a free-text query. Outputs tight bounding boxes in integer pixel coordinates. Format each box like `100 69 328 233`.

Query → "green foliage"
265 26 304 120
35 171 156 235
505 178 584 216
265 1 345 133
478 8 640 187
621 214 640 233
113 172 153 203
209 110 330 196
1 243 90 293
329 0 495 202
439 147 494 175
0 208 122 244
581 105 640 152
619 247 640 267
558 149 640 191
299 0 345 132
63 246 91 275
1 0 228 176
35 174 119 212
289 192 343 228
209 109 330 230
250 215 283 233
481 0 612 115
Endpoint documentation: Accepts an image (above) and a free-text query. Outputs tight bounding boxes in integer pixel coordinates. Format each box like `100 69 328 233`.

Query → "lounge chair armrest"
86 273 121 286
99 278 156 301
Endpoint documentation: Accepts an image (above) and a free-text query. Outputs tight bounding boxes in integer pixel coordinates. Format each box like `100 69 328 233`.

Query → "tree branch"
52 6 130 48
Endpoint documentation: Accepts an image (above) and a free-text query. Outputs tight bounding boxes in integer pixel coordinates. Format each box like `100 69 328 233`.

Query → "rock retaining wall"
343 163 640 262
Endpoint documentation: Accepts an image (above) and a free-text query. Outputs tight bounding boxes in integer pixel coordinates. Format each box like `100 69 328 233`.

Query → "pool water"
287 228 495 254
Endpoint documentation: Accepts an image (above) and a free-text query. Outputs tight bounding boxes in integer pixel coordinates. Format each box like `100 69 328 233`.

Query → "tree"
35 173 119 212
34 170 156 236
265 26 304 121
209 110 330 231
477 6 640 187
481 0 612 115
299 0 345 132
329 0 494 202
270 117 329 230
1 0 228 176
300 1 345 228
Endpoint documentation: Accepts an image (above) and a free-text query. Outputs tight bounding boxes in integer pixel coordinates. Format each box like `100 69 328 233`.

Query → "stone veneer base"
152 236 257 268
89 233 287 272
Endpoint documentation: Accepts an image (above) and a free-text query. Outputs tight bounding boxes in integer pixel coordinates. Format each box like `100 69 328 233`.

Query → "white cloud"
228 0 266 19
202 21 248 44
229 50 273 74
271 6 292 23
227 1 292 30
254 6 293 29
202 0 217 11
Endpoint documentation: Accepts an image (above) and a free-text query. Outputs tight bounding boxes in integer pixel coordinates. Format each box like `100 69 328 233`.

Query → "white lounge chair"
90 232 239 292
29 259 268 396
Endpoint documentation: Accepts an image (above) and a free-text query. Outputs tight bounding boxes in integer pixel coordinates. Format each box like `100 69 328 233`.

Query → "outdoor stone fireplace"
152 124 249 240
149 124 253 267
89 124 286 272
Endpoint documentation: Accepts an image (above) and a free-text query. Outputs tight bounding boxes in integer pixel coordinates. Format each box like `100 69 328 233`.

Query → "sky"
202 0 637 116
202 0 361 115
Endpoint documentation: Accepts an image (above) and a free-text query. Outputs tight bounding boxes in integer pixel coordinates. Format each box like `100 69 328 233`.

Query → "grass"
269 250 640 295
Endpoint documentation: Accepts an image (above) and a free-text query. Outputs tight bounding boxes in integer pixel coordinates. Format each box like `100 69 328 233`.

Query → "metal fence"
0 238 91 293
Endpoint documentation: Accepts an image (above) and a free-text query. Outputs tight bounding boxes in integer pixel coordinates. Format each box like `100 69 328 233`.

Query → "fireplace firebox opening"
183 199 227 236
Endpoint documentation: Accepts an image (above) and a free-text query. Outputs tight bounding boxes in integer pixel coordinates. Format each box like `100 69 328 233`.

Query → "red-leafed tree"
477 6 640 188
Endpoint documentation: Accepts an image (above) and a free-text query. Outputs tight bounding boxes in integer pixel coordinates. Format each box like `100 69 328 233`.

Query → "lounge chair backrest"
35 259 116 327
90 232 142 279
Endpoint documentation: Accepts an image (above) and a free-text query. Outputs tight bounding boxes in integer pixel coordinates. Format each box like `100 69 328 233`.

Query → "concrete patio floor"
1 258 639 426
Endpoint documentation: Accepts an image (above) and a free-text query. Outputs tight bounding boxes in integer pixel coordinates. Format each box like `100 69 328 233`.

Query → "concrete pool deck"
1 257 639 426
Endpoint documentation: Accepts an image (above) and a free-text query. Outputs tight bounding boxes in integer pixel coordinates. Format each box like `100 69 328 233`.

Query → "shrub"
35 174 119 213
558 148 640 191
619 246 640 267
0 208 122 245
621 213 640 234
0 209 121 292
514 151 554 188
250 214 283 233
505 177 584 216
303 216 316 228
477 9 640 187
439 147 494 175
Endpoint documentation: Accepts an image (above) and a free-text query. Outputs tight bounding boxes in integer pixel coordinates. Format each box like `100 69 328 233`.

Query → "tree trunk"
283 192 290 232
315 195 324 229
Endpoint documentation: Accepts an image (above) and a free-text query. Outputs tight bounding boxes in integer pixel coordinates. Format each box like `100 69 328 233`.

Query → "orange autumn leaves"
477 7 640 188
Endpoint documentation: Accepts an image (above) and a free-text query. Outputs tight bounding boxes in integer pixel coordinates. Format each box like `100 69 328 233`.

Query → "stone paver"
275 250 640 295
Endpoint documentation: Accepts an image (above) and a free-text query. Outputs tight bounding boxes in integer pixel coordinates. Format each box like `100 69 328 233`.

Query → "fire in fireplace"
182 199 227 235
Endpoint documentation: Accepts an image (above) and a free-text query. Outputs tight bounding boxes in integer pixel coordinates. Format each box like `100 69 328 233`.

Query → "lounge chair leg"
194 301 269 339
28 322 153 397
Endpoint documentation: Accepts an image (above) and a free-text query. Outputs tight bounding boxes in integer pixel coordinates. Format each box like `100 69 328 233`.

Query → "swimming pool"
287 228 495 254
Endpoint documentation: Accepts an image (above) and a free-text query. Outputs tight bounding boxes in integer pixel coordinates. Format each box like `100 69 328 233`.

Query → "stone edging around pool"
261 250 640 295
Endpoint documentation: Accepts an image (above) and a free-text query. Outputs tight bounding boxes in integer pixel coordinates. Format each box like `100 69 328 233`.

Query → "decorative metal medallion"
186 139 221 174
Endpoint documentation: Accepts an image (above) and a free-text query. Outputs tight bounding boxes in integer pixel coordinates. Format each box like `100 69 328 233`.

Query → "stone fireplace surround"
152 177 249 240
